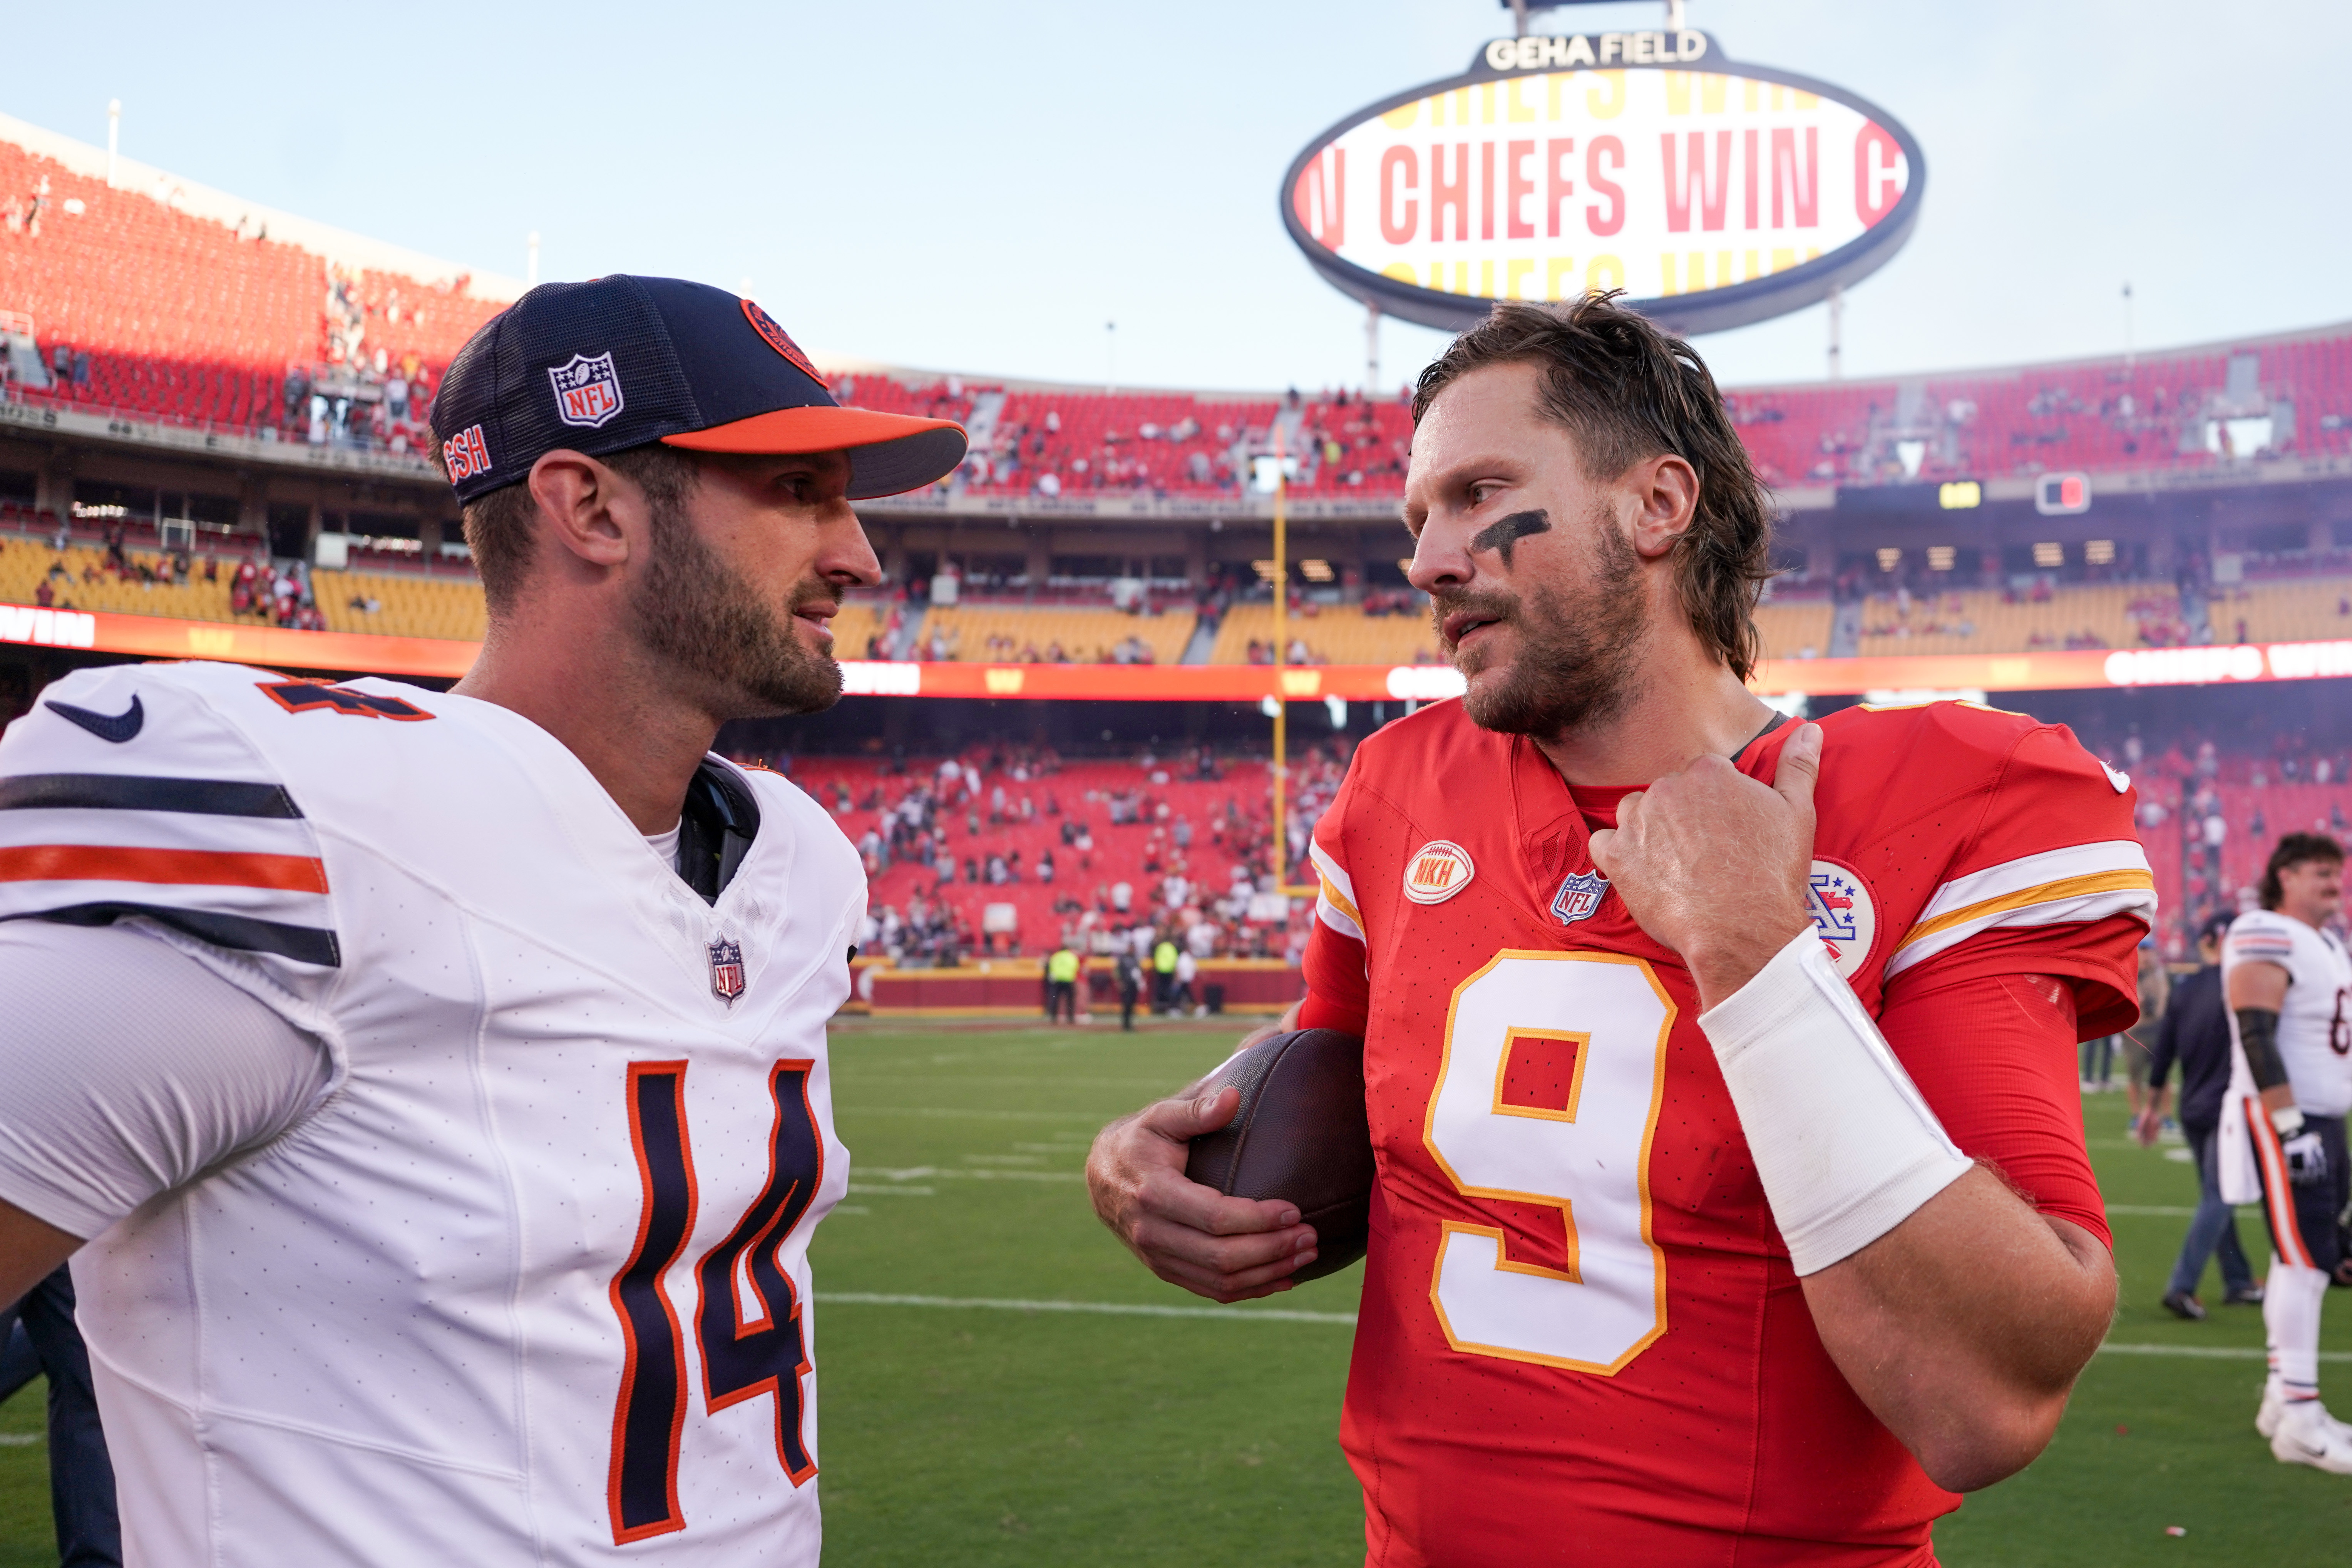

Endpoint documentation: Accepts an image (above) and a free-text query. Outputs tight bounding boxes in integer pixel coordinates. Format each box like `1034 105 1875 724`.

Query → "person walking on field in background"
1116 943 1144 1032
1152 931 1179 1013
2215 833 2352 1472
1046 940 1081 1025
2138 912 2260 1319
0 276 966 1563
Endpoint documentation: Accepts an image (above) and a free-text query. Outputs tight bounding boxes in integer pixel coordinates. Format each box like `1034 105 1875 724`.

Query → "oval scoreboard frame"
1280 32 1925 336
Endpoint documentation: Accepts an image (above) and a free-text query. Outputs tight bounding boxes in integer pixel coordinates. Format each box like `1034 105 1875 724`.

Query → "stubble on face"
629 491 843 718
1432 500 1648 739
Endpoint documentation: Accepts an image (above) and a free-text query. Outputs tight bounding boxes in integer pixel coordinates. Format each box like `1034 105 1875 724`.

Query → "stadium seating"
1753 598 1836 662
313 567 489 641
920 602 1195 665
2207 577 2352 645
1205 602 1434 666
0 134 505 441
0 539 237 622
10 103 2352 504
778 753 1307 957
1851 583 2190 658
973 392 1277 497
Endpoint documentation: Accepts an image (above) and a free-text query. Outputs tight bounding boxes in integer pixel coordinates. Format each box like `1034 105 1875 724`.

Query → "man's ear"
526 450 635 571
1625 453 1701 560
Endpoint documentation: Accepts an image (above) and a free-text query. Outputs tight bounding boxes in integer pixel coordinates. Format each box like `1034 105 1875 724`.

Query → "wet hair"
1412 292 1775 680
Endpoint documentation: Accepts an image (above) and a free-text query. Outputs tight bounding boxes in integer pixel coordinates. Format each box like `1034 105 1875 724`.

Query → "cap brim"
662 406 968 499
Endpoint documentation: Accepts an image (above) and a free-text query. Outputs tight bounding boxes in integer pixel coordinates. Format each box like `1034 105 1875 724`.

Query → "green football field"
5 1018 2352 1564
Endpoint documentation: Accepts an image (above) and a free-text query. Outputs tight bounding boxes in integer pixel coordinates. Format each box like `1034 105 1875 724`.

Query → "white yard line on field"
815 1292 1358 1325
809 1294 2348 1357
2097 1343 2352 1362
860 1166 1085 1183
837 1107 1108 1123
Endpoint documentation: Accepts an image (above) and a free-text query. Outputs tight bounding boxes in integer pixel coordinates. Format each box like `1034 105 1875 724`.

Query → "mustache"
1430 587 1518 643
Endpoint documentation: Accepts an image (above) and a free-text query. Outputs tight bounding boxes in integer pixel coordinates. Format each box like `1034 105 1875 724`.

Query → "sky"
9 0 2345 395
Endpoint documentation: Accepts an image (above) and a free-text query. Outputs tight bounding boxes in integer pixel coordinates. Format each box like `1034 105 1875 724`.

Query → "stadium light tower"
105 100 119 187
1267 420 1318 899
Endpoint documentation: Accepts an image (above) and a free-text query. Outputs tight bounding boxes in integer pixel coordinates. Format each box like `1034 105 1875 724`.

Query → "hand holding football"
1184 1029 1374 1284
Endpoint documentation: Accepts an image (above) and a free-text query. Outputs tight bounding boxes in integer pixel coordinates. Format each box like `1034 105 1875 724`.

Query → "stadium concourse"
3 105 2352 974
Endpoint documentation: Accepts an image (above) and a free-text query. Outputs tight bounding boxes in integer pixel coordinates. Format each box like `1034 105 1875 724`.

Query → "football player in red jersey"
1088 296 2154 1565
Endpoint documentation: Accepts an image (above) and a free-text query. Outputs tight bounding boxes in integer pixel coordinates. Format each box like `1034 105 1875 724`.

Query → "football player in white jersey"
2216 832 2352 1472
0 276 966 1562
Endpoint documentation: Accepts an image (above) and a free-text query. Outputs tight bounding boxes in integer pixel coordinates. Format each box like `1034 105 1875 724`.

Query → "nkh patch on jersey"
1551 869 1609 926
1403 841 1475 905
548 351 626 428
708 937 747 1002
1806 859 1878 980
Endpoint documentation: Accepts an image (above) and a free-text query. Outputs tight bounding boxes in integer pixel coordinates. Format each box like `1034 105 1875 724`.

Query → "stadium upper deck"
3 109 2351 679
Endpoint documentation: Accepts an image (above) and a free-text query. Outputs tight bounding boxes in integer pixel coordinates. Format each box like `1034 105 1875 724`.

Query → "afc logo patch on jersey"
708 937 747 1002
1551 869 1609 926
548 351 626 428
1403 840 1475 905
441 423 491 481
1806 860 1878 980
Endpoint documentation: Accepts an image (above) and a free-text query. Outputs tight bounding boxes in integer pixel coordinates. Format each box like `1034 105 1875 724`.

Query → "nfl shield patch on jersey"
1551 869 1609 926
708 937 747 1002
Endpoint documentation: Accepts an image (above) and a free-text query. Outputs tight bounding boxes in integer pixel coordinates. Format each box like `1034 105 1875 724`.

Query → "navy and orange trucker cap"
429 275 966 504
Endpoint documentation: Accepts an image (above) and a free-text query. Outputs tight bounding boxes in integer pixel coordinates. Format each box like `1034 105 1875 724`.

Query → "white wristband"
1699 929 1973 1275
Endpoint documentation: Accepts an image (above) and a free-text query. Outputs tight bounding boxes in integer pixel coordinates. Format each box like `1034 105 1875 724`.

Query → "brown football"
1184 1029 1374 1283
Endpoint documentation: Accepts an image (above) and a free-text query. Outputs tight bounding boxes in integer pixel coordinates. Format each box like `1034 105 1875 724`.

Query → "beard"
629 496 843 718
1434 509 1647 738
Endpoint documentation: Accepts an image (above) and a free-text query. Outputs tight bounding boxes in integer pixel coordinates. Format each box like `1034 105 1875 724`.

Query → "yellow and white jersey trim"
1311 840 1365 945
1885 839 2156 979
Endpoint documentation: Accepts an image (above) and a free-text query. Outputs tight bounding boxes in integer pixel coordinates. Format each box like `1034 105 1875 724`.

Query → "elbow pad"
2237 1007 2288 1093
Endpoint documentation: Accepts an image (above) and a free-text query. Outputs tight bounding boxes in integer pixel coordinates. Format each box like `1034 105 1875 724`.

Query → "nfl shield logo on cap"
548 351 626 428
708 937 747 1003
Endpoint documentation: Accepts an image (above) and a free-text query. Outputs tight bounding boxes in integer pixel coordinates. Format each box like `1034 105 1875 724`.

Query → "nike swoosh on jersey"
45 695 144 743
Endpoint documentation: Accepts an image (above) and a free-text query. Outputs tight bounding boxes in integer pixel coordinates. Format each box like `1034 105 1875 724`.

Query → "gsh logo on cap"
548 351 626 428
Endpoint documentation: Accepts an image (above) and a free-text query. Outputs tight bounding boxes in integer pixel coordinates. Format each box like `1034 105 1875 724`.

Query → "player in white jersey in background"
0 276 965 1562
2216 832 2352 1473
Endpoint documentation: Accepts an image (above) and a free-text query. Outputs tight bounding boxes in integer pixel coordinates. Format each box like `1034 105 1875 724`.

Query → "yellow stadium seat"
921 603 1197 665
2209 577 2352 644
1206 602 1435 666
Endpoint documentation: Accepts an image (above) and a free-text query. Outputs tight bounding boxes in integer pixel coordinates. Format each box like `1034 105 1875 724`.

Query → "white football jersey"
2217 907 2352 1205
0 661 862 1565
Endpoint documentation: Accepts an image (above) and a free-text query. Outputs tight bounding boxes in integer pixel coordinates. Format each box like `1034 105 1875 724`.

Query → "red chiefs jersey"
1299 699 2154 1567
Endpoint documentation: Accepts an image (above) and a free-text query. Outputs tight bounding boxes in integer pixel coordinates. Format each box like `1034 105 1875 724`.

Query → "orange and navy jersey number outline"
256 681 435 721
693 1060 826 1486
609 1062 699 1544
607 1059 827 1545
